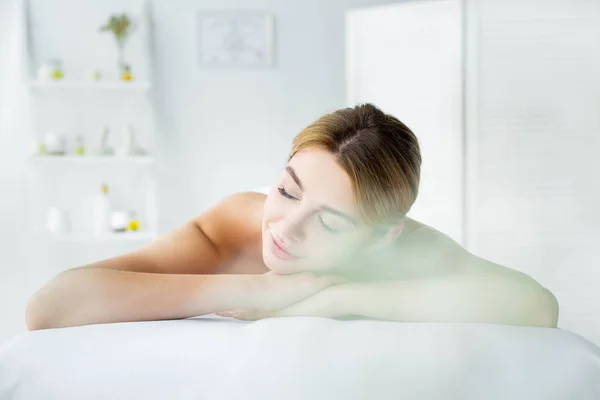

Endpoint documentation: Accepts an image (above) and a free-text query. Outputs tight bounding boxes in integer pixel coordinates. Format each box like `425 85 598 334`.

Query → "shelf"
30 155 155 166
28 80 151 92
34 231 158 243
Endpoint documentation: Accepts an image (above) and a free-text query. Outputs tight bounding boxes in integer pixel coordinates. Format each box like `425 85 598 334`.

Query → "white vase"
116 124 136 157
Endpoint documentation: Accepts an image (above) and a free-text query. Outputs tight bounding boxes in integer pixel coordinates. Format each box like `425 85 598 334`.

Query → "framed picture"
197 11 275 69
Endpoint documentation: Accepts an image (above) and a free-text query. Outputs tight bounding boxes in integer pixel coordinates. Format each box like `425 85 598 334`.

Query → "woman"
25 104 559 330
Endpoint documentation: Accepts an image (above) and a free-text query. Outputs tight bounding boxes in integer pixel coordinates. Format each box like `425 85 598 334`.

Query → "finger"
216 310 239 317
230 310 256 321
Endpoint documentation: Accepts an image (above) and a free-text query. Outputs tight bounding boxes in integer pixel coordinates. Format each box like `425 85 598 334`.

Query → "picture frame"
196 11 275 69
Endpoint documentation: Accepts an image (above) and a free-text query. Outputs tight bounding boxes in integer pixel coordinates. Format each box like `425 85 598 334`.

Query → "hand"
217 283 348 321
246 271 346 311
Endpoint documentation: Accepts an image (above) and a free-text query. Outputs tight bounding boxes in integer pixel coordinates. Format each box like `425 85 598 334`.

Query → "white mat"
1 315 599 400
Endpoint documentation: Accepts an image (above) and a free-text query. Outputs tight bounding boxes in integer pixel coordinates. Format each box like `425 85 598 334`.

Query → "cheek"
304 235 360 263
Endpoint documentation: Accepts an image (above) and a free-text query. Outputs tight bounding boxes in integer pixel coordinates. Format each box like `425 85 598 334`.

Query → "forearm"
335 277 557 327
26 268 252 330
336 280 471 322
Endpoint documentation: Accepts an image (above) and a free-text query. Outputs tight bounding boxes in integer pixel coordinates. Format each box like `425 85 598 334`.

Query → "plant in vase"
99 13 136 81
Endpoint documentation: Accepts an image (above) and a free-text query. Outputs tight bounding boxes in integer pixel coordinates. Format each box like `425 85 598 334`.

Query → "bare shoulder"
390 217 468 275
401 218 559 326
396 218 530 281
197 191 266 253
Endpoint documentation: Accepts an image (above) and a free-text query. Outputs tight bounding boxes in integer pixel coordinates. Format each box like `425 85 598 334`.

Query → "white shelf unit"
30 154 156 166
20 0 159 272
32 231 158 243
28 80 152 92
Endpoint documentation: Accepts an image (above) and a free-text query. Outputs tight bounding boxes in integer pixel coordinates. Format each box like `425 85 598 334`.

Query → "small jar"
84 69 102 81
73 135 85 155
37 59 64 81
43 132 66 155
127 211 140 232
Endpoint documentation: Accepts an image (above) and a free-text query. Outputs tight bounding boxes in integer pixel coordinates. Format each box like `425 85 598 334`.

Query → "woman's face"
261 148 375 274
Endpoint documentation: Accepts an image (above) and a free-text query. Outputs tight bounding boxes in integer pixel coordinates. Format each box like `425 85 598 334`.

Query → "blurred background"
0 0 598 346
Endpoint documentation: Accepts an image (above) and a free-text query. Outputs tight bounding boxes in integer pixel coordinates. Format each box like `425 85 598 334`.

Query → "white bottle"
116 124 135 157
93 183 112 235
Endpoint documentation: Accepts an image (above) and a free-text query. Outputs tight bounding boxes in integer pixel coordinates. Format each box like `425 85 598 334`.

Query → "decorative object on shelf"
96 126 114 156
43 132 66 155
37 59 64 81
110 210 130 233
197 11 275 69
120 64 133 81
73 136 85 155
33 140 47 155
116 124 148 156
93 183 112 235
99 13 137 76
84 69 103 81
46 206 71 235
127 211 140 232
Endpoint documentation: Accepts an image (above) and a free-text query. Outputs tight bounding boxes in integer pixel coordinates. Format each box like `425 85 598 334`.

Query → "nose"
279 208 308 243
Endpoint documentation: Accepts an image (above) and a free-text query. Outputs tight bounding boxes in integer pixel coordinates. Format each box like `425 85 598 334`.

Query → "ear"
364 223 404 254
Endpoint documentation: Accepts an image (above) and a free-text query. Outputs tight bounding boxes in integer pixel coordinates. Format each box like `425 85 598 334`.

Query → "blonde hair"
288 103 421 226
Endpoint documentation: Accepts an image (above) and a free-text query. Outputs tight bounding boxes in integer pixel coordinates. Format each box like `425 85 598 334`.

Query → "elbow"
528 287 559 328
25 293 51 331
25 273 71 331
541 288 559 328
26 291 69 331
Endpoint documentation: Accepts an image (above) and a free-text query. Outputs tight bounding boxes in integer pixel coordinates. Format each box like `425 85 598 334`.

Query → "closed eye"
277 186 297 200
278 186 343 234
318 214 341 234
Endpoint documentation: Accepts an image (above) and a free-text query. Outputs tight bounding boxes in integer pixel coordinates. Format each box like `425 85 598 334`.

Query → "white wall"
468 0 600 344
0 0 403 344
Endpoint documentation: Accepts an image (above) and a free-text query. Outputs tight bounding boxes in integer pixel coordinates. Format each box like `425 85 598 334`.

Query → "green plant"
99 14 136 71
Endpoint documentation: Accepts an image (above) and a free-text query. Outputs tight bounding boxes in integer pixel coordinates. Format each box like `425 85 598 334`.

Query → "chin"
262 250 303 275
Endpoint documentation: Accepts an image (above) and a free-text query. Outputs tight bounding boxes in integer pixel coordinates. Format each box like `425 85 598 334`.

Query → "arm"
27 268 257 330
25 192 264 330
330 228 560 327
229 276 558 328
224 249 559 328
333 276 558 327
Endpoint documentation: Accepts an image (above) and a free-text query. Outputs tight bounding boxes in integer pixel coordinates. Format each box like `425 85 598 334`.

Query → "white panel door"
473 0 600 345
346 0 463 243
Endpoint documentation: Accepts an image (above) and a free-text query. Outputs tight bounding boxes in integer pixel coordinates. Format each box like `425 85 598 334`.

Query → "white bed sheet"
1 315 599 400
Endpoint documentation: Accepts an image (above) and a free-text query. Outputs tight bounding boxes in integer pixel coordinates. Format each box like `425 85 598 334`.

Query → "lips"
269 231 300 261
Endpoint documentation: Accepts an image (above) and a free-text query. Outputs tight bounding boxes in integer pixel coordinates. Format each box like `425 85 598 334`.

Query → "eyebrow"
285 166 358 225
285 166 303 190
